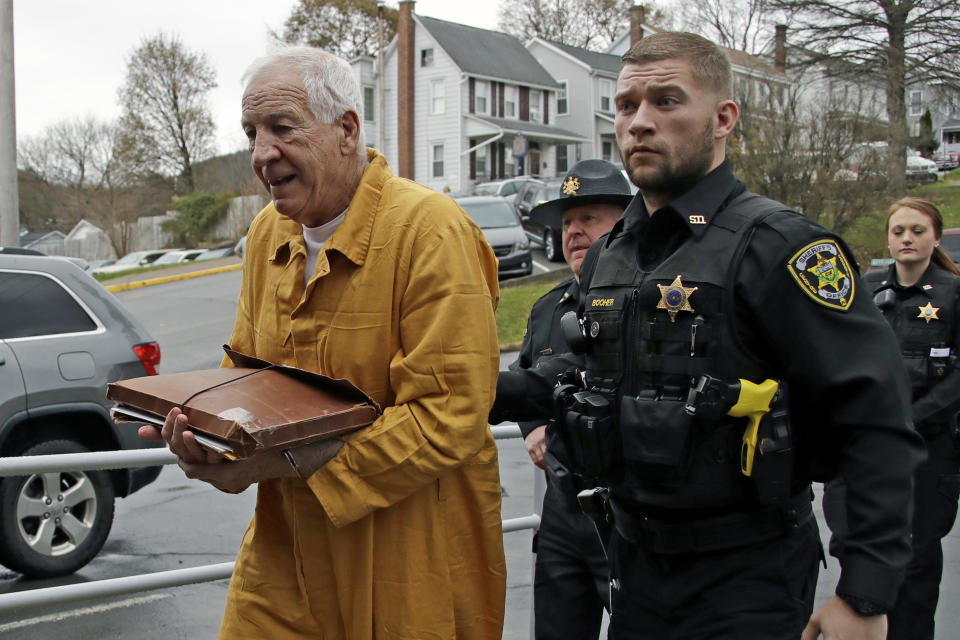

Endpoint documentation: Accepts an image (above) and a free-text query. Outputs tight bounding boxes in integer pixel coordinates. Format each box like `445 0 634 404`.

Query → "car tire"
0 439 115 577
544 229 563 262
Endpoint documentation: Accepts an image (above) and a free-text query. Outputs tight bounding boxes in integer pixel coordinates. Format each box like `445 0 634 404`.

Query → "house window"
599 79 613 112
432 144 444 178
909 90 923 116
530 90 542 122
602 140 614 162
431 79 445 115
476 145 488 177
421 48 434 67
363 86 375 122
504 86 517 118
475 81 489 114
556 145 568 173
557 80 568 115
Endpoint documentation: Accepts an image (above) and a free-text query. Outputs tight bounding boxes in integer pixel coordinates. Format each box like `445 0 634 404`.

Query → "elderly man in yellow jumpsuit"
140 46 506 639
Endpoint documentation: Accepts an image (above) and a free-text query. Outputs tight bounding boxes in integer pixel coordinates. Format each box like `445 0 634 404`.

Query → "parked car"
906 153 939 184
151 249 205 266
515 179 565 262
470 177 540 205
942 228 960 266
196 246 236 261
84 258 117 272
455 196 533 279
0 254 163 577
92 249 175 275
0 247 45 256
933 152 960 172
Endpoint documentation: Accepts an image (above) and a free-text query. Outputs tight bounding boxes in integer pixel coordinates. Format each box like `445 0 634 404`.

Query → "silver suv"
0 254 163 577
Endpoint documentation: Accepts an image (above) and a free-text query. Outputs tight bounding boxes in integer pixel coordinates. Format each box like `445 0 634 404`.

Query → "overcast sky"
12 1 498 155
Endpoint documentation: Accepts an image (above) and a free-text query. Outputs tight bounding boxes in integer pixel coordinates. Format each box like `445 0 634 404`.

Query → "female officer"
864 196 960 639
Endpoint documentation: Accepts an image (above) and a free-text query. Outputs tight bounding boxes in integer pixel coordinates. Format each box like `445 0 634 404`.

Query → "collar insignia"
786 239 855 311
923 284 933 290
918 302 940 323
562 176 581 196
657 275 698 322
689 214 706 224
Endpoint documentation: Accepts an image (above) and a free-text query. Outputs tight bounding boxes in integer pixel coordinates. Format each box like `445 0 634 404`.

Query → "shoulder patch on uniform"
786 239 855 311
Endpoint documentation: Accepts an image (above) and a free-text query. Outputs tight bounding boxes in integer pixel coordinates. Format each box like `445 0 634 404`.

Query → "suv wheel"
544 229 563 262
0 439 115 577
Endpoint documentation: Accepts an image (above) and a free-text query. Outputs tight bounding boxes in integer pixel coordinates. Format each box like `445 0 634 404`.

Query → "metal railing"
0 424 539 615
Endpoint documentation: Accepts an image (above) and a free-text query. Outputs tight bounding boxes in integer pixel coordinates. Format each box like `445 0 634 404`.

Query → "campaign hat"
530 159 633 229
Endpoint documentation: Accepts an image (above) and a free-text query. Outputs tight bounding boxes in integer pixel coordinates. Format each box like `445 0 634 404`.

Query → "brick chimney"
630 4 646 47
774 24 787 72
397 1 415 179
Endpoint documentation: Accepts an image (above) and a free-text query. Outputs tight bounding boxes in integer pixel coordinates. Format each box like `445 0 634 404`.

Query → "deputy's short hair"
622 32 733 100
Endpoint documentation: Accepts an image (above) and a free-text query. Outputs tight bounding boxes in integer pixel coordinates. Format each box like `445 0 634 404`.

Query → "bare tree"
17 118 174 255
680 0 773 54
496 0 666 50
279 0 398 60
730 73 890 261
117 32 217 193
766 0 960 195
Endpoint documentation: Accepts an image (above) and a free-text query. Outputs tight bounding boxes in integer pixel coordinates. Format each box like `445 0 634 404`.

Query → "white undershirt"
302 211 346 290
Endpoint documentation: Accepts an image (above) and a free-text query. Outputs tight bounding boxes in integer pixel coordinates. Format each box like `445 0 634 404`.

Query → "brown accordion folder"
107 346 381 459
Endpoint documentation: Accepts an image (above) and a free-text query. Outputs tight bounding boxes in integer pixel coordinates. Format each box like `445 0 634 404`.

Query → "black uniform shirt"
865 263 960 428
511 277 579 439
493 161 926 610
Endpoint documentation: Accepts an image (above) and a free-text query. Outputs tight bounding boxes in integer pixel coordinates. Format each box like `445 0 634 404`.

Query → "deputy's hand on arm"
524 425 547 470
801 595 886 640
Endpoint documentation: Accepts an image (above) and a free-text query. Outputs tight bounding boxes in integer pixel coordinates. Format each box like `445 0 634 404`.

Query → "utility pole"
0 0 19 247
377 2 385 153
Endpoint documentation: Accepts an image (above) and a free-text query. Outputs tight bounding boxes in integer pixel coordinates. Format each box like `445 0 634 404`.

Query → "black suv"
515 179 564 262
0 254 163 577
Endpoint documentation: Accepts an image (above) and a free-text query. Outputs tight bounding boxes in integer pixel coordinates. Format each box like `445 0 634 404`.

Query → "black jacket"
492 161 925 610
864 263 960 430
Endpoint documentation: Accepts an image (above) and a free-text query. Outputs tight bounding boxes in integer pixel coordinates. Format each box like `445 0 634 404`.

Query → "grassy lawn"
844 170 960 267
496 274 569 349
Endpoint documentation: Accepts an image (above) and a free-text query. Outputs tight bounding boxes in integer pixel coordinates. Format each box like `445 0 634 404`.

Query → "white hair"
243 45 366 152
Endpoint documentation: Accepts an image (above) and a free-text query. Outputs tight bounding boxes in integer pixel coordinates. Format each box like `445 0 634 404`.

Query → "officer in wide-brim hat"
512 158 633 640
530 159 634 231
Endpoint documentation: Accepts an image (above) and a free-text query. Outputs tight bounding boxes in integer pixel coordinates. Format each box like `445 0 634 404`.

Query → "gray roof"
543 39 621 75
419 16 559 88
468 115 587 141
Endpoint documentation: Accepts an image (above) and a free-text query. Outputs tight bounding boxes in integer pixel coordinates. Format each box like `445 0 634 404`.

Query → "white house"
526 39 623 167
375 2 586 193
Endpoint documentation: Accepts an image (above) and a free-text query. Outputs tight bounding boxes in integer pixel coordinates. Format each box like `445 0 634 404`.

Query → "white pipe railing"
0 423 537 615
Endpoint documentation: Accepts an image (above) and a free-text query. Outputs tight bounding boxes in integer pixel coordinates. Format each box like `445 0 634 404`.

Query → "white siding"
413 22 462 192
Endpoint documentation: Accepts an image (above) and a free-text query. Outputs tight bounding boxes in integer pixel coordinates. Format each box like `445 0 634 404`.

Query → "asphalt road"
1 264 959 638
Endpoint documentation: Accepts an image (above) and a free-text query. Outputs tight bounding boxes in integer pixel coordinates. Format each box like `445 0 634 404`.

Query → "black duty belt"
609 489 813 555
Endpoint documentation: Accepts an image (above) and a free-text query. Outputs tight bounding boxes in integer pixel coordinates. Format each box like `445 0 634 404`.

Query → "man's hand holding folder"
139 408 344 494
113 347 381 491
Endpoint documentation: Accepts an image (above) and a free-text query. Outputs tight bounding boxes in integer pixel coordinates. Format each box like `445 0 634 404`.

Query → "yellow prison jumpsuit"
219 150 507 639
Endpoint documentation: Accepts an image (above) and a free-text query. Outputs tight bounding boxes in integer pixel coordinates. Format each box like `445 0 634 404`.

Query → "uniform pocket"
619 395 694 480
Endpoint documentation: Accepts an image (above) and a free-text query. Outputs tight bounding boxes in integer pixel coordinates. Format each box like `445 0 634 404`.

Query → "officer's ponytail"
886 197 960 277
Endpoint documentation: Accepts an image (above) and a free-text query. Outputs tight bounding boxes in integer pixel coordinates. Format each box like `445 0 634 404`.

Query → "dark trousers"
824 428 960 640
534 481 610 640
607 518 821 640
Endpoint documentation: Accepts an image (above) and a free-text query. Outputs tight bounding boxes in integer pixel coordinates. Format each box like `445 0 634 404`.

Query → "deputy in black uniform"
824 197 960 640
513 159 631 639
489 32 925 640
